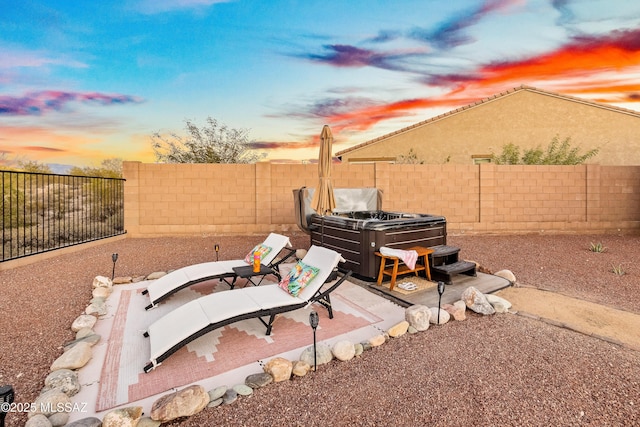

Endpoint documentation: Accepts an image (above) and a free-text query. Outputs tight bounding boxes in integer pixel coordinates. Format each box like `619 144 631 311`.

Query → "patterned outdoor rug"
95 277 402 412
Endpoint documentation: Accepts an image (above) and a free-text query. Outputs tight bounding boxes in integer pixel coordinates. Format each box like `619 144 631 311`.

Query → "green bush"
492 136 599 165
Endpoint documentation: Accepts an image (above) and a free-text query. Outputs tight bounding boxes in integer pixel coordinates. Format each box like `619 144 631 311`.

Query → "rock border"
29 271 517 427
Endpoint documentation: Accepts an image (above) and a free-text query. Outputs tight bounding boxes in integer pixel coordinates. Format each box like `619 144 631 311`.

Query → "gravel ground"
1 232 638 426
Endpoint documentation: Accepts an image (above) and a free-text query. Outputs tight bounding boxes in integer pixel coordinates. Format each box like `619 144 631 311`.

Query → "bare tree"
17 160 52 173
151 117 266 164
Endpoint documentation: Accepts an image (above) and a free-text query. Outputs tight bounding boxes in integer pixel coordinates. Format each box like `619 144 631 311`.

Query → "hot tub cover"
293 187 382 233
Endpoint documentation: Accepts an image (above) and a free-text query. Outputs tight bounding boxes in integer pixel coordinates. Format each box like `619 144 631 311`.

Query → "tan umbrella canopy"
310 125 336 215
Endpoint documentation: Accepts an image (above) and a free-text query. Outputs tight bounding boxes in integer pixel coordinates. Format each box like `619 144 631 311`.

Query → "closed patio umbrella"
311 125 336 215
310 125 336 245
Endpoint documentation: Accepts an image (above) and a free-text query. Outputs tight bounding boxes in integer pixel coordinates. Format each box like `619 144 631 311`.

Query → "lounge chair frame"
142 234 296 310
143 268 351 373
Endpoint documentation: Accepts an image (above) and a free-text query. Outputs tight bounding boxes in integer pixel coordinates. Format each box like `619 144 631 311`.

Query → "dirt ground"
1 232 639 426
450 233 640 352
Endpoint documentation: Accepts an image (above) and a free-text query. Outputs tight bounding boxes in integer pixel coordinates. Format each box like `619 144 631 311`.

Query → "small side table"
375 246 434 291
231 264 275 288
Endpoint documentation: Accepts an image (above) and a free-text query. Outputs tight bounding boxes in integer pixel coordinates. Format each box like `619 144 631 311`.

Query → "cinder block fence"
3 161 638 271
123 161 640 236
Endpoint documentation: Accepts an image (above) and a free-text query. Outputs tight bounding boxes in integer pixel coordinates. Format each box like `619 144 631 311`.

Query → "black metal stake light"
0 385 15 427
214 244 220 261
111 253 118 281
309 310 319 371
437 281 445 324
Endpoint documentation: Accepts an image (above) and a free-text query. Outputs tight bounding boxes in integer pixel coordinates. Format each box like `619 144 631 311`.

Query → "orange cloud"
321 28 640 135
1 126 105 165
477 39 640 89
324 96 479 135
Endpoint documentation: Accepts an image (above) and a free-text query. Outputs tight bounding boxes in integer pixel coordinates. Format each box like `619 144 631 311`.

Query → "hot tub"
293 188 447 280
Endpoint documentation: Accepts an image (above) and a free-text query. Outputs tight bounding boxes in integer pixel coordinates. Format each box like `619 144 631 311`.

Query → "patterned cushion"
278 261 320 297
244 244 273 265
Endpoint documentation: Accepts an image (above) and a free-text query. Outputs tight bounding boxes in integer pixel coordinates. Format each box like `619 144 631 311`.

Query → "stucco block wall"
123 161 640 236
267 163 376 225
598 166 640 221
488 165 587 222
376 163 480 224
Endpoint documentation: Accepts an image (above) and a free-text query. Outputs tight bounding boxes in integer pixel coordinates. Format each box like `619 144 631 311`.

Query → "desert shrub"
492 136 599 165
589 242 607 253
611 264 626 276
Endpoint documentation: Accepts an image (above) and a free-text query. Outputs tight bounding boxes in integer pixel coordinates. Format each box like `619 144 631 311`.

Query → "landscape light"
214 244 220 261
111 253 119 280
437 281 445 324
309 311 319 371
0 385 14 427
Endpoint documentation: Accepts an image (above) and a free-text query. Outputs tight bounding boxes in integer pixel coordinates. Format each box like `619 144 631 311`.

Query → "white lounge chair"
142 233 294 310
143 245 350 372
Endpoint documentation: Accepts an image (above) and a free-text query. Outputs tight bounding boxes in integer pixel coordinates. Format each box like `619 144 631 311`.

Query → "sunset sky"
2 0 640 169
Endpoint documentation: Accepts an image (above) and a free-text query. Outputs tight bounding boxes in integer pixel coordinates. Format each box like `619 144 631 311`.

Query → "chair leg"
265 314 276 335
324 295 334 319
314 293 334 319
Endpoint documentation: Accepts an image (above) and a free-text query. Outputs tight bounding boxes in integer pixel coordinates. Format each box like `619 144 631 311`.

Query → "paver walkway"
496 286 640 351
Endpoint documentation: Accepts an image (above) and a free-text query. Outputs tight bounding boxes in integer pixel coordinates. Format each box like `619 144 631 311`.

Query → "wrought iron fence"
1 170 126 262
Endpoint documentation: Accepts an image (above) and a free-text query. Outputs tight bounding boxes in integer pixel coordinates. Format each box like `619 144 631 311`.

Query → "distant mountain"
48 163 73 174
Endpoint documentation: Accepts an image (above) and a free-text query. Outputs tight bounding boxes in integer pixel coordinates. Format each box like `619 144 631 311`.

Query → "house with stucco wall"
335 85 640 165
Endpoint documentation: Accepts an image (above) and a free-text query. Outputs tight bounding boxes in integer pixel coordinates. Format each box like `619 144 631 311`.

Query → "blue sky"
2 0 640 167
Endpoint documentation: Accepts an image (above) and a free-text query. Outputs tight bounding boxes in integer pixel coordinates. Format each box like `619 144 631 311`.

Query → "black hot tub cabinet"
310 210 447 280
293 187 448 280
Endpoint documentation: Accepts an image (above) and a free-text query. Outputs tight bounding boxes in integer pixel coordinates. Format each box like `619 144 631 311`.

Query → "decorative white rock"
28 389 71 419
292 360 311 376
388 320 410 337
208 386 227 401
405 305 431 331
486 294 512 313
50 341 92 371
462 286 496 315
92 275 112 289
71 315 97 332
263 357 293 382
332 340 356 361
92 286 112 299
146 271 167 280
369 334 386 347
300 343 333 366
494 269 517 284
443 301 467 321
43 369 81 397
429 307 451 324
233 384 253 396
25 414 50 427
150 385 209 422
102 407 143 427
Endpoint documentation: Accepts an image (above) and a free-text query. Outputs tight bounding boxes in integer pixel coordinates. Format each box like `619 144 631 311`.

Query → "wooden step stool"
375 246 434 291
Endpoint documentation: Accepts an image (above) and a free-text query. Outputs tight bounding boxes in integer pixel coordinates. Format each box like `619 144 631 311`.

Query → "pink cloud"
0 90 144 116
